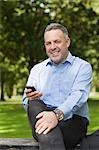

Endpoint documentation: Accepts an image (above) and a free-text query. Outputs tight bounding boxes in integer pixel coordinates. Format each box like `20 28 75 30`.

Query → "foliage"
0 0 99 100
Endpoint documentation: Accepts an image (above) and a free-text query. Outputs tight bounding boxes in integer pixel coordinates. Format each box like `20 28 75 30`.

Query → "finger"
35 123 43 133
33 93 42 99
26 91 38 99
37 92 43 97
25 88 32 94
36 122 45 132
30 92 42 98
35 118 43 128
36 111 44 119
27 92 42 100
27 91 38 97
43 127 51 135
36 124 48 134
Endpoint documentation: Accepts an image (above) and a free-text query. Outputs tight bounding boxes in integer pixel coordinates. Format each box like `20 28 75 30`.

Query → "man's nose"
50 43 56 50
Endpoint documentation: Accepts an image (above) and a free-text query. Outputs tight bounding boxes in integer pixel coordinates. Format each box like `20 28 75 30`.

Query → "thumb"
36 111 44 119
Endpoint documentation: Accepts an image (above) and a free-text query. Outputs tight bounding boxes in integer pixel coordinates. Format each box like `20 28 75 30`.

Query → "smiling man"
23 23 92 150
44 28 70 65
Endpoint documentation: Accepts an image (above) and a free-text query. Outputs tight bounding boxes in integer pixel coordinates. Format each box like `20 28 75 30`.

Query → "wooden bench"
0 138 80 150
0 138 39 150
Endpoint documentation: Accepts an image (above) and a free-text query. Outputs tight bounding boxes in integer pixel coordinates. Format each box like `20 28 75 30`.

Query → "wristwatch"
53 109 64 121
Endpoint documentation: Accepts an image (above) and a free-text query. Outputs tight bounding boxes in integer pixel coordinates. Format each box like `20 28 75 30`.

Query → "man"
23 23 92 150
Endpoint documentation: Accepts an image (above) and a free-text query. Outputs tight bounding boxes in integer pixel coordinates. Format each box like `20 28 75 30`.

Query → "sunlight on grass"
0 104 32 138
0 97 99 137
87 100 99 134
0 129 15 133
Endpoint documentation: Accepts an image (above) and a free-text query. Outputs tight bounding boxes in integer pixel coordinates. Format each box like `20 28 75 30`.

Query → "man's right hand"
25 88 42 100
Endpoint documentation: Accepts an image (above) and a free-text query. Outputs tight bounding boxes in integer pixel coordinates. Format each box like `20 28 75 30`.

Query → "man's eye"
46 42 51 46
55 40 61 44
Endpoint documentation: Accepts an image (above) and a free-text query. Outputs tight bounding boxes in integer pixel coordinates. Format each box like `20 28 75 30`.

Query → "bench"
0 138 80 150
0 138 39 150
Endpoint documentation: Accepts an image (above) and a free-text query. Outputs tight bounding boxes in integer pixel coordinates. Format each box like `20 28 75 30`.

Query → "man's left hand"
35 111 58 135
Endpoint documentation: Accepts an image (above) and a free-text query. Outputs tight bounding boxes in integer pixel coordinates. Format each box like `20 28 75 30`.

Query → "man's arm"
58 63 92 119
22 65 43 111
22 67 36 111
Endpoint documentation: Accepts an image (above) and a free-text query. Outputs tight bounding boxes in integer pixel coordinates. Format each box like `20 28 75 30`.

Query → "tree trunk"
0 69 5 101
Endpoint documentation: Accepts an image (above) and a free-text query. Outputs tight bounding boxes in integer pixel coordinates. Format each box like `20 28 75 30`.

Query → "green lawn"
0 104 32 138
88 100 99 134
0 99 99 138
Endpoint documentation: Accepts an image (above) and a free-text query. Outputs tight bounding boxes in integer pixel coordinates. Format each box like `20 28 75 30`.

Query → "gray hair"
44 23 68 38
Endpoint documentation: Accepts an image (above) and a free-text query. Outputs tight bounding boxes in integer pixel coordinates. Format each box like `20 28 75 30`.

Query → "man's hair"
44 23 68 38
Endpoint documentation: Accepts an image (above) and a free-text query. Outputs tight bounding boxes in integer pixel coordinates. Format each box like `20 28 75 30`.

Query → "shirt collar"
46 51 75 66
66 52 75 64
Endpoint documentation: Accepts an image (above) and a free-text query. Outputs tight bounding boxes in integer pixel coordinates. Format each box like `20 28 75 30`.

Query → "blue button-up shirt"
23 52 92 121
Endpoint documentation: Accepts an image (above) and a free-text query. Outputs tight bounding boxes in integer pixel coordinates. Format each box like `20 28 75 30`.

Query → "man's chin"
51 58 61 64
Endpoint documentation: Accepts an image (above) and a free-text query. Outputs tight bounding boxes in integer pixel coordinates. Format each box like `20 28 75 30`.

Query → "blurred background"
0 0 99 138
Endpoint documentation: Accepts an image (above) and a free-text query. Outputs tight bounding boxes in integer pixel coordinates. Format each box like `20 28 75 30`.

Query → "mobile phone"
26 86 36 93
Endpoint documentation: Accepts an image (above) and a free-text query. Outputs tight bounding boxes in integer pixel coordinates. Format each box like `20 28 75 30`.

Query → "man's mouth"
51 51 60 57
50 48 60 56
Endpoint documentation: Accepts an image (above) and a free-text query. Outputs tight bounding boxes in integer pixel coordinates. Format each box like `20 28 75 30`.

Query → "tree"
0 0 49 100
0 0 99 100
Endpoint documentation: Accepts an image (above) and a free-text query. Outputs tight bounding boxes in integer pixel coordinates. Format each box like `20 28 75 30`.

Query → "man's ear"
66 37 70 48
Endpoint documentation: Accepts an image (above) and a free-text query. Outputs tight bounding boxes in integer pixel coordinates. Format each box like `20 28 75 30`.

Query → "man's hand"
35 111 58 135
25 88 42 100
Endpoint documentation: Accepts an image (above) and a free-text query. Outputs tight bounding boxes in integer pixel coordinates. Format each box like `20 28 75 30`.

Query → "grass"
88 100 99 134
0 104 32 138
0 96 99 138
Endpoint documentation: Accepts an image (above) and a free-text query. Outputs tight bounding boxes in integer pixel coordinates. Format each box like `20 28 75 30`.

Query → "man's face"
44 29 70 64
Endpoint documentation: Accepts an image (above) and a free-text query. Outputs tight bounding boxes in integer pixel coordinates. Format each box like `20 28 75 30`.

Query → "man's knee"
28 100 47 115
36 127 64 145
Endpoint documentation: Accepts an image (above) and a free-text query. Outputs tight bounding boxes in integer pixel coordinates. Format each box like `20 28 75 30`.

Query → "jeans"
28 99 88 150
